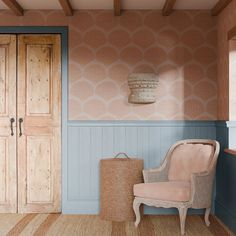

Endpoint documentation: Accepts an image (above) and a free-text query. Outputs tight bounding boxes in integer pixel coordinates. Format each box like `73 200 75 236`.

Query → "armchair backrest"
167 139 220 182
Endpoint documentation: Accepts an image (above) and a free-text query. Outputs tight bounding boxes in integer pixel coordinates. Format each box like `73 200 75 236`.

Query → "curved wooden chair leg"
205 208 211 226
178 207 188 235
133 198 141 227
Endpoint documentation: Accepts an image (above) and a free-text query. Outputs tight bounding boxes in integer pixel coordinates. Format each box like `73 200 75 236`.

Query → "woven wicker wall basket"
100 153 143 222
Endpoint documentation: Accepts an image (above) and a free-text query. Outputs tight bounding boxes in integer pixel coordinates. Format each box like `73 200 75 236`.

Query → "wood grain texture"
1 214 232 236
138 215 155 236
0 35 16 127
6 214 37 236
34 214 60 236
58 0 73 16
211 0 232 16
224 148 236 156
2 0 24 16
114 0 121 16
0 35 17 213
201 215 232 236
0 213 26 235
17 34 61 213
162 0 176 16
111 222 126 236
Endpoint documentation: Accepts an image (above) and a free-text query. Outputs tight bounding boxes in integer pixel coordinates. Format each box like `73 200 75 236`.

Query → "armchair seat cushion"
133 181 190 202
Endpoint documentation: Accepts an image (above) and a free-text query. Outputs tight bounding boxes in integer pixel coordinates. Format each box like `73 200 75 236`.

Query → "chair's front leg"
133 198 141 227
178 207 188 235
205 208 211 226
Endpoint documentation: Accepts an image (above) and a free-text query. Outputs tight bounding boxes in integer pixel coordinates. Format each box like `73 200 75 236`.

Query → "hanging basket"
128 73 158 104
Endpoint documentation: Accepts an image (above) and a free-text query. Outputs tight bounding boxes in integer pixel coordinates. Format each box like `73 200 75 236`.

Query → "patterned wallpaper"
217 1 236 121
0 10 217 120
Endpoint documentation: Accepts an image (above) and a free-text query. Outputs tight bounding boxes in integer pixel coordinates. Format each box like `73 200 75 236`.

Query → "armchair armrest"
190 170 215 208
143 166 169 183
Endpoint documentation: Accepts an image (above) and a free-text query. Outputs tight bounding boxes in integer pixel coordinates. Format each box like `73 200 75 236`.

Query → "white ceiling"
0 0 219 10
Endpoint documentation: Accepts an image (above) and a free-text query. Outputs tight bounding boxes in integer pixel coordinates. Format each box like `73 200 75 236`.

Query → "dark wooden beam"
58 0 73 16
2 0 24 16
114 0 121 16
211 0 232 16
162 0 176 16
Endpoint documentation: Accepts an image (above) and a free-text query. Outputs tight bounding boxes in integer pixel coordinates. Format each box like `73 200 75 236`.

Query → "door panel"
0 128 16 212
27 135 52 203
0 35 17 213
0 35 16 126
17 35 61 213
18 35 61 126
0 47 6 115
26 45 52 115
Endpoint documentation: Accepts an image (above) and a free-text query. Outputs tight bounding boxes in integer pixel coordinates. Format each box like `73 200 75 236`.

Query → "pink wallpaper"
0 10 217 120
217 1 236 120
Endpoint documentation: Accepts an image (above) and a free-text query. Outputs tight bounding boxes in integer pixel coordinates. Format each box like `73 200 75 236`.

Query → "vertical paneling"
160 127 174 160
148 127 161 168
215 122 236 234
64 121 217 214
90 127 102 199
67 127 80 200
78 127 91 199
195 127 216 139
114 127 126 154
125 127 138 157
102 127 114 157
137 127 149 169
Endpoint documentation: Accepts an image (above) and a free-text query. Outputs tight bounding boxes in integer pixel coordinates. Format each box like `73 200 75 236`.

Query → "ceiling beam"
114 0 121 16
58 0 73 16
228 26 236 40
162 0 176 16
2 0 24 16
211 0 232 16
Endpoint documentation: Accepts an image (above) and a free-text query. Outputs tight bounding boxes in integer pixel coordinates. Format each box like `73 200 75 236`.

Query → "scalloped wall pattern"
0 10 217 120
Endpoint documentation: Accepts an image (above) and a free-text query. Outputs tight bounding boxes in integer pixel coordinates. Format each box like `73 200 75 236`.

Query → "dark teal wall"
215 122 236 234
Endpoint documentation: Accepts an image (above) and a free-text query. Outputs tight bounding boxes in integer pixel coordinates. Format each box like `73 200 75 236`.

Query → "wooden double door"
0 34 61 213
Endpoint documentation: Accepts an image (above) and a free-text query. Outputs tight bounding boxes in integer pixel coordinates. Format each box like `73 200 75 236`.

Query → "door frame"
0 26 68 212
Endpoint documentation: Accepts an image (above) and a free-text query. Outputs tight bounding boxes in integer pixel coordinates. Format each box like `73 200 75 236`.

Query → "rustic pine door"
17 35 61 213
0 35 17 213
0 34 61 213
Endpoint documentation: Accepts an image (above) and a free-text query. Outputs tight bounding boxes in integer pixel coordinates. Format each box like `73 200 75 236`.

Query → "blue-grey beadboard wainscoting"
63 120 223 215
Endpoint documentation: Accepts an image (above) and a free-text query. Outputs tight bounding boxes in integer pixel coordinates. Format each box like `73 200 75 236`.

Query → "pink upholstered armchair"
133 139 220 235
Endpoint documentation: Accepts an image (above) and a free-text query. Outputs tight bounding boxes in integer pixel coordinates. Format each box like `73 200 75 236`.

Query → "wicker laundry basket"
100 153 143 222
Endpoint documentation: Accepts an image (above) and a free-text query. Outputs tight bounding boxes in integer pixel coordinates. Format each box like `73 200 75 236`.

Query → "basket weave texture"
100 157 143 221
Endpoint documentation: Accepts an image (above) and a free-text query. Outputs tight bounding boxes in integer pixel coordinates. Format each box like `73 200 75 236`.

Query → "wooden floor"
0 214 233 236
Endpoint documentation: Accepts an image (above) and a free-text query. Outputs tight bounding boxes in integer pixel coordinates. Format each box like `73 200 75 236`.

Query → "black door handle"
19 118 23 137
10 118 15 136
